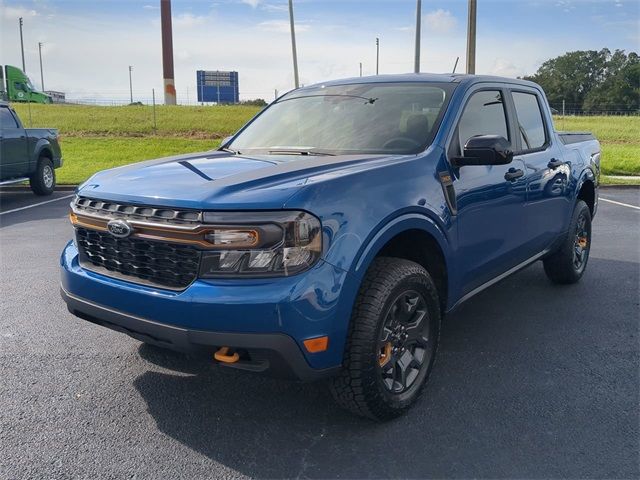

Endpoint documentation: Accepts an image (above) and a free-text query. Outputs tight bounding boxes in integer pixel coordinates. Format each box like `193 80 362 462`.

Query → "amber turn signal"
303 336 329 353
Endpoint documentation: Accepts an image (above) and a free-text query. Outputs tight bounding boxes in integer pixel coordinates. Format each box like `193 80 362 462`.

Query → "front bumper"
61 286 338 381
60 241 353 380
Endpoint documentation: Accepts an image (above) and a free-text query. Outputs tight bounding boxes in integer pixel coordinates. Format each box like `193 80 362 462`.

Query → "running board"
0 177 29 186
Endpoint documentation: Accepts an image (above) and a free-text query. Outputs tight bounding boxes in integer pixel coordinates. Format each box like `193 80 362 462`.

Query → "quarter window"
0 107 18 128
456 90 509 154
512 92 546 150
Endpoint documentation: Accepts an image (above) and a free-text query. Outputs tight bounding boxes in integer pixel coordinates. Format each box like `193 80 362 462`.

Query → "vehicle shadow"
133 257 639 479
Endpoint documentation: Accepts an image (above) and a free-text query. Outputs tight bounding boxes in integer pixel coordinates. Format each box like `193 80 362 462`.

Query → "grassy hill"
11 103 639 184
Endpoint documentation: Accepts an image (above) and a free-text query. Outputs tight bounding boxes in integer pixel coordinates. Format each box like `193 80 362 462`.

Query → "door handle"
504 168 524 181
547 158 565 169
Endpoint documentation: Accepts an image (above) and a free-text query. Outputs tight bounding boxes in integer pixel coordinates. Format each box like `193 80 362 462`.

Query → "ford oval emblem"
107 219 133 238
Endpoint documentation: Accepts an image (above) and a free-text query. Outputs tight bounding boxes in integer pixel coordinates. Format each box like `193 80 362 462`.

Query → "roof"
304 72 540 90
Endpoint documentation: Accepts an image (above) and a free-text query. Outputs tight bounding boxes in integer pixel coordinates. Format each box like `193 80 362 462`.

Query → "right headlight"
198 211 322 278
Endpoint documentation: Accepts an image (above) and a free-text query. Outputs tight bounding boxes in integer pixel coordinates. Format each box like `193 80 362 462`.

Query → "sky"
0 0 638 103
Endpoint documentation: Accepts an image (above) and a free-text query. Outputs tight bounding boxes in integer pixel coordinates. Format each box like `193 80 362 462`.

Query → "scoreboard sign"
196 70 239 103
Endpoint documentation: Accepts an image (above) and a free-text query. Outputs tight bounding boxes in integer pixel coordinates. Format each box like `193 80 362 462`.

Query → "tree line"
523 48 639 114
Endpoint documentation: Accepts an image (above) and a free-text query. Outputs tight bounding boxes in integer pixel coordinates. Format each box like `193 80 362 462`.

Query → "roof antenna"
452 56 459 74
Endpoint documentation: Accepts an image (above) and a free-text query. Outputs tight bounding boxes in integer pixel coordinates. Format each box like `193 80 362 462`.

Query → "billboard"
196 70 239 103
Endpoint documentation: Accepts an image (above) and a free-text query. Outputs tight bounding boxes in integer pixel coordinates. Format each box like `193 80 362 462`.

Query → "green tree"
524 49 639 113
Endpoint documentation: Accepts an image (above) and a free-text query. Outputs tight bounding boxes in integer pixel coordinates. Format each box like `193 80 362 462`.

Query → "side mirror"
453 135 513 167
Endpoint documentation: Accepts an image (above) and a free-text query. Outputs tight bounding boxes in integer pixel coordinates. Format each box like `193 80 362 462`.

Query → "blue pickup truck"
61 74 600 420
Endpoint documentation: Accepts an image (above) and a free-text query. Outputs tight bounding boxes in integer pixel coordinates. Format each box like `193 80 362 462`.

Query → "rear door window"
512 92 547 151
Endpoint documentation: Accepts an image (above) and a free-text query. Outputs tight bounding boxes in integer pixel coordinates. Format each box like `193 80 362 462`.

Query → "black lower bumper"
61 287 339 382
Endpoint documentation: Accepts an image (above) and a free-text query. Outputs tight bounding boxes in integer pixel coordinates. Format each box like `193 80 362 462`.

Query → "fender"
575 165 598 215
33 138 53 169
352 211 452 279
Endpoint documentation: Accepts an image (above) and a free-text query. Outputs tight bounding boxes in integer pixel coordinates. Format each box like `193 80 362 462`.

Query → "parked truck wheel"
30 157 56 196
330 257 441 421
543 200 592 284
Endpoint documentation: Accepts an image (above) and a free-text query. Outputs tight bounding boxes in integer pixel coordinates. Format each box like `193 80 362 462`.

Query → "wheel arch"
352 213 452 311
576 168 596 216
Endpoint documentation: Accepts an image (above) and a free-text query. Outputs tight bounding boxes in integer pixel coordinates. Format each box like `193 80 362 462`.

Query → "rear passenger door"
0 106 29 180
447 87 529 296
508 89 571 252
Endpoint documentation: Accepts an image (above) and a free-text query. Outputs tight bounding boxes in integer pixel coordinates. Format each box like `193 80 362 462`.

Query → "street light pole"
19 17 26 72
38 42 45 91
414 0 421 73
128 66 133 104
359 62 362 77
288 0 300 88
376 37 380 75
466 0 477 74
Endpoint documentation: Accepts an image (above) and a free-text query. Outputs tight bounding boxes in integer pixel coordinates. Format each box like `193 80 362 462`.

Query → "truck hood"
76 150 396 210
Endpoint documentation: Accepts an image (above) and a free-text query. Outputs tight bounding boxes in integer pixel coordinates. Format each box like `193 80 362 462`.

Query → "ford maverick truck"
60 74 600 420
0 102 62 195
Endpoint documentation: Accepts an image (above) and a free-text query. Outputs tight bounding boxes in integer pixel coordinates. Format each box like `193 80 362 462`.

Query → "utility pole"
160 0 177 105
288 0 300 88
359 62 362 77
466 0 477 74
19 18 26 72
414 0 422 73
128 66 133 104
376 37 380 75
38 42 45 91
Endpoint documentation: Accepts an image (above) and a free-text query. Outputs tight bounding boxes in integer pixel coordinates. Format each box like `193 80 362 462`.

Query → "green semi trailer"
0 65 51 104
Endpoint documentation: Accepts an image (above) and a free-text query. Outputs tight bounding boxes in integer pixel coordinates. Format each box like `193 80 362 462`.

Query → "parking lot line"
600 197 640 210
0 194 74 216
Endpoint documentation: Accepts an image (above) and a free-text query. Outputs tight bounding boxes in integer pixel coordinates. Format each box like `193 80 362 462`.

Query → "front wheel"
543 200 592 284
29 157 56 196
330 257 441 421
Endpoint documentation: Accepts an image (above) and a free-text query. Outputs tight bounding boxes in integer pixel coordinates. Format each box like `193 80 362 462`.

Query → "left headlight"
199 211 322 278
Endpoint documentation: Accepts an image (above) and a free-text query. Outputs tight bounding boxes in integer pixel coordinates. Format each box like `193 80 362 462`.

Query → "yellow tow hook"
214 347 240 364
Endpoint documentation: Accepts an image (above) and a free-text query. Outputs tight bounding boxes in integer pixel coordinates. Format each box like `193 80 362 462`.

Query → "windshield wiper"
268 148 336 156
219 146 241 154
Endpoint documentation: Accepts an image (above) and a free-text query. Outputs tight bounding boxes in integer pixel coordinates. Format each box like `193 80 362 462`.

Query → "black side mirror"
453 135 513 167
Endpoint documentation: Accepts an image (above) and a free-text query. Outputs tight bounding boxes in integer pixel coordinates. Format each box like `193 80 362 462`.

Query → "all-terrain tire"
29 156 56 196
543 200 592 284
330 257 441 421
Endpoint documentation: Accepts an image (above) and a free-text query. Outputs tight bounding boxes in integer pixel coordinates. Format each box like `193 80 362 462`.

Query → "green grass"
8 104 640 183
12 103 261 138
57 137 219 184
553 115 640 177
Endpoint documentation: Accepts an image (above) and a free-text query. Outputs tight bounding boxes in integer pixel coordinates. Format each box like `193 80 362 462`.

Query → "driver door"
448 88 529 296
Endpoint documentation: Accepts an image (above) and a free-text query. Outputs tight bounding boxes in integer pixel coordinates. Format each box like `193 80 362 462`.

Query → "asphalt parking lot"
1 187 638 479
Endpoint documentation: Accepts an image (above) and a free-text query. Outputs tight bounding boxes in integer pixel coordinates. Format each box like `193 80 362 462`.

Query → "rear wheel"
330 257 441 421
543 200 592 284
29 156 56 196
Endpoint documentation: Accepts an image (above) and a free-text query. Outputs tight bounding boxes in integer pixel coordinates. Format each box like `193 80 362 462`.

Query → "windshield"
228 82 454 155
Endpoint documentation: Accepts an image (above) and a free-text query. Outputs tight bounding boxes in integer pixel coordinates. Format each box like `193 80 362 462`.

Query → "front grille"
74 197 202 225
76 227 202 290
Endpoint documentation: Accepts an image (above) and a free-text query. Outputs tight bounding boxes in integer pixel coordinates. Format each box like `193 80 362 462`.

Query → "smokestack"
160 0 176 105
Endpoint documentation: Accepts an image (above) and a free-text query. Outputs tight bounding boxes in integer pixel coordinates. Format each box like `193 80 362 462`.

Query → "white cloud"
240 0 261 8
258 19 309 33
1 6 38 19
174 13 207 28
424 9 457 34
142 5 158 10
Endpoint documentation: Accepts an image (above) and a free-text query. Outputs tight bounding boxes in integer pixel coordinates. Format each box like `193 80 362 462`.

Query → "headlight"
199 211 322 278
